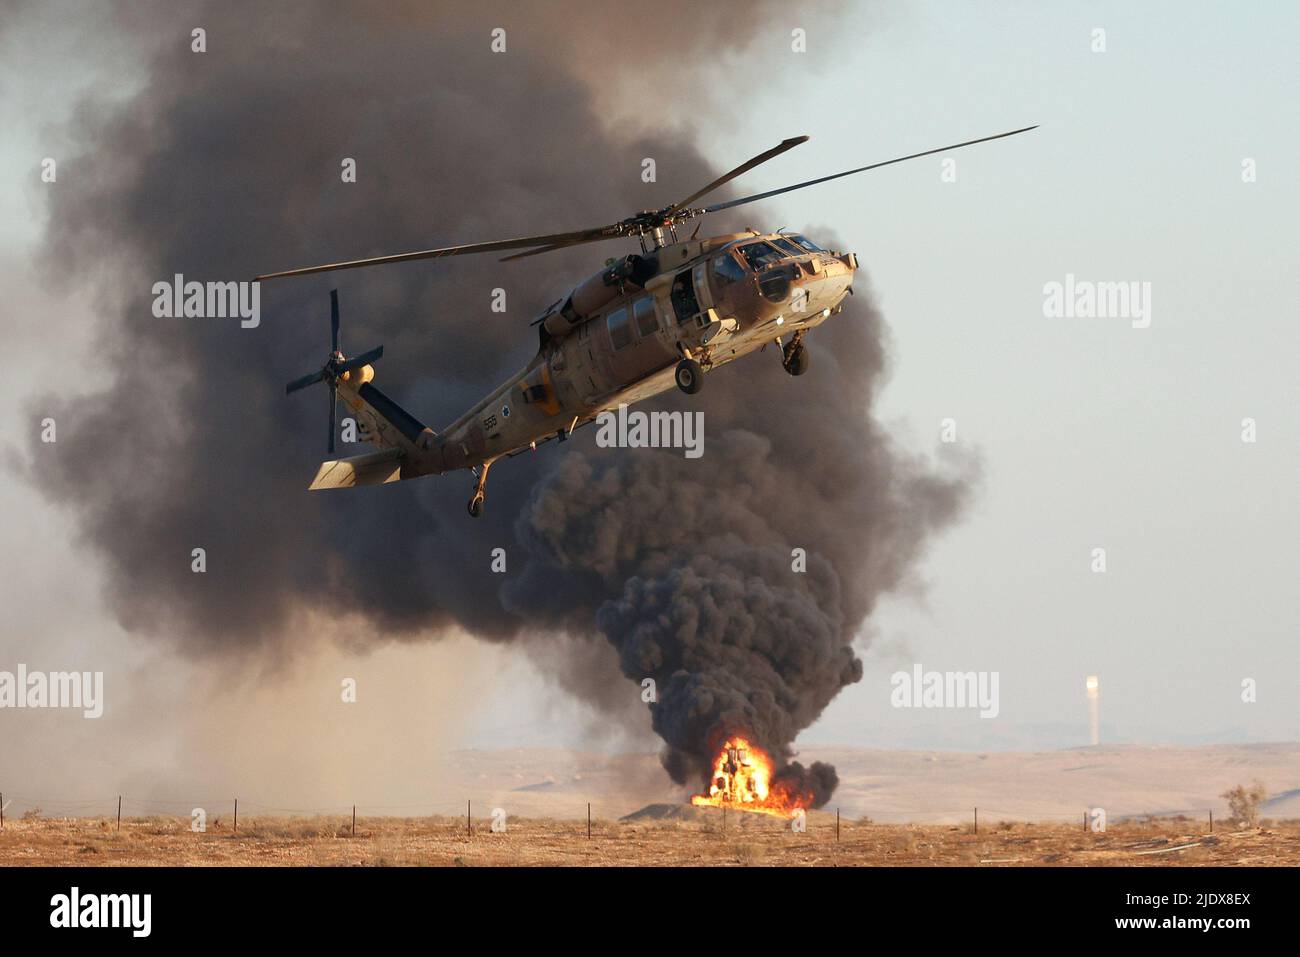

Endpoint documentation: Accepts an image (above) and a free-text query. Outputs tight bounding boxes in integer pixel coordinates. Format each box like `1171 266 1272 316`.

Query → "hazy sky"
2 1 1297 810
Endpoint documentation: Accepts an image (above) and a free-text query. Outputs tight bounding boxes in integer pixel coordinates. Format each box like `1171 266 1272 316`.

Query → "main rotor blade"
255 227 617 281
337 346 383 373
666 135 809 213
257 127 1035 280
499 239 599 262
700 126 1038 215
330 289 340 352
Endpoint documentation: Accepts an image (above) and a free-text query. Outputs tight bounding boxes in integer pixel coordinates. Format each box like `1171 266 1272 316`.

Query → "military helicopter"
260 126 1035 517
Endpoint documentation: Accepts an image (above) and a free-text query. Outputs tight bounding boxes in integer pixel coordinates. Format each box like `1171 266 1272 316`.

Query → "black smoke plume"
24 1 971 805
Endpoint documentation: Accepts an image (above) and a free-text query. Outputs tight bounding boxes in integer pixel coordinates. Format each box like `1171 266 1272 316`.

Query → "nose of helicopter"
788 251 856 319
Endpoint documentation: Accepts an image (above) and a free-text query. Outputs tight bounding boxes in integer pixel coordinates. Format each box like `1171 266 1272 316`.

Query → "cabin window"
772 237 805 256
712 253 746 288
519 367 551 404
607 306 633 350
790 234 826 253
633 297 658 337
737 242 784 272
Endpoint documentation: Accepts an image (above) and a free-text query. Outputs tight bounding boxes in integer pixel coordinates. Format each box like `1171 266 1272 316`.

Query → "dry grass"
2 813 1297 866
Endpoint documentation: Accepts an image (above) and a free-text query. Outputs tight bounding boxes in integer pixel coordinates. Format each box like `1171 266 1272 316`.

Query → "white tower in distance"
1086 675 1100 746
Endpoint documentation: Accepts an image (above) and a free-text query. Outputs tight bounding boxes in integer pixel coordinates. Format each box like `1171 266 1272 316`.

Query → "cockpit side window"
736 242 785 272
712 252 746 289
670 270 699 324
790 234 826 253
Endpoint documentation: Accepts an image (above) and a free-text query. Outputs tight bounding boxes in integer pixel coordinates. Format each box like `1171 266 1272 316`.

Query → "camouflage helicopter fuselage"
318 230 855 504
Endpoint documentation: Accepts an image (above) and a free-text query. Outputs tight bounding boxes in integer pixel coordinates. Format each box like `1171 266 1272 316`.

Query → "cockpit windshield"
771 237 804 256
736 242 785 272
788 234 826 253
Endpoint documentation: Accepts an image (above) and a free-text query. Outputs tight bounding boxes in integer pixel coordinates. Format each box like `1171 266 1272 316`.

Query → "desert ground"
2 812 1297 867
394 742 1300 824
4 743 1297 865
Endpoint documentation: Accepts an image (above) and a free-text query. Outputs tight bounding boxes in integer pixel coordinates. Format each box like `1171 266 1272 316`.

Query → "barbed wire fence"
0 788 1231 839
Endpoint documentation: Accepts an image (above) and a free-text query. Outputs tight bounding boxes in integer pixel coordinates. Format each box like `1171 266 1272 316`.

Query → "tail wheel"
783 344 810 376
467 493 485 518
675 358 704 394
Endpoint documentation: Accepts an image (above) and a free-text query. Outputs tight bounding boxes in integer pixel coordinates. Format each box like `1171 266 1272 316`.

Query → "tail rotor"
285 289 383 454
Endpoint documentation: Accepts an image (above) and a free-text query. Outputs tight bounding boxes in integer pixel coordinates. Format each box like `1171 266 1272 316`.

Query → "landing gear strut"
782 331 809 376
467 460 493 518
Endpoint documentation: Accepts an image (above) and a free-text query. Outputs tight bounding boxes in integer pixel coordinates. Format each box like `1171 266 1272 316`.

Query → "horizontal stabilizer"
308 448 404 490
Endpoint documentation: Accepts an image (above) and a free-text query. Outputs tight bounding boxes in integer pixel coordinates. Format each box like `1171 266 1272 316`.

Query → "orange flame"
690 736 810 818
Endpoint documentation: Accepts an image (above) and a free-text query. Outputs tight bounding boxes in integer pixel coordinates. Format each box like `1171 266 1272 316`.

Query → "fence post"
352 805 356 837
467 800 472 836
587 803 591 840
1083 810 1087 832
973 807 978 834
116 796 122 832
836 808 840 842
233 798 238 835
1 791 4 829
1209 810 1213 834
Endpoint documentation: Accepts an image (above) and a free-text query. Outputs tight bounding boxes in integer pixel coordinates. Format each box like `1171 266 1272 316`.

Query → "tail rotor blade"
330 289 340 352
286 370 326 394
336 346 383 374
328 382 337 454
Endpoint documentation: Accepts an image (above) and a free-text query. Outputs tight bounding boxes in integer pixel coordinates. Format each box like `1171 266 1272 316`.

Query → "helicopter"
260 126 1035 517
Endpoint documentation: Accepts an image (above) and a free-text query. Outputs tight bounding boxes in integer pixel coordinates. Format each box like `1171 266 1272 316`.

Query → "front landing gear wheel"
783 341 809 376
675 358 704 394
467 494 485 518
